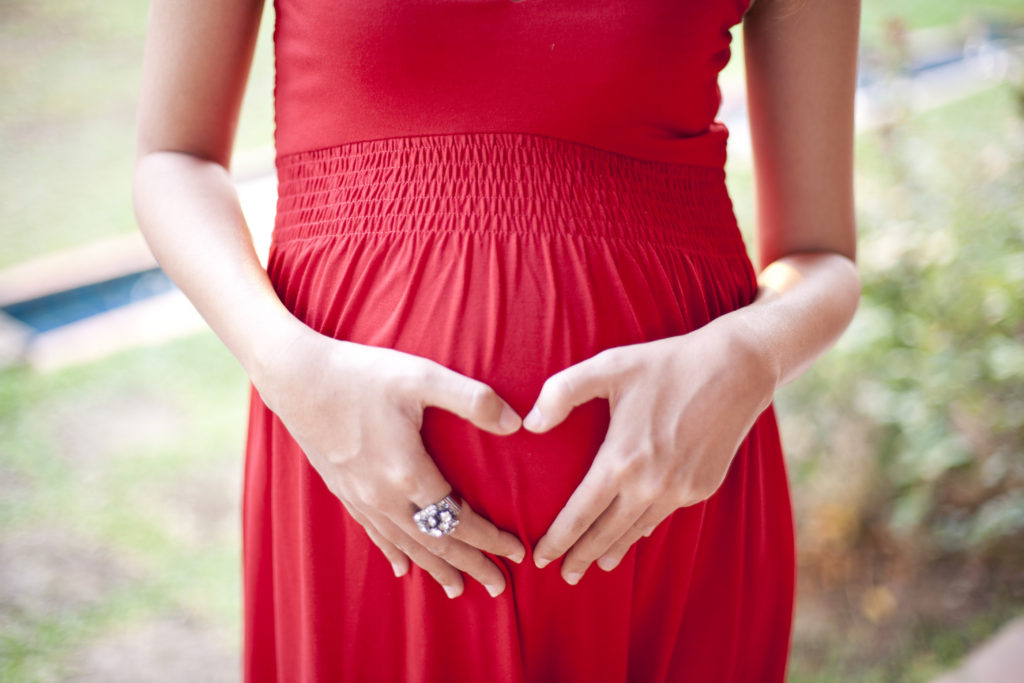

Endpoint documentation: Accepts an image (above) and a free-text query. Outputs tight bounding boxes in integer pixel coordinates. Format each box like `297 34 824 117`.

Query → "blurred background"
1 0 1022 681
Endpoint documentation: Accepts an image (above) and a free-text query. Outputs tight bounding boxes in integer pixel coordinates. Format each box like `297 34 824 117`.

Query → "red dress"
243 1 795 681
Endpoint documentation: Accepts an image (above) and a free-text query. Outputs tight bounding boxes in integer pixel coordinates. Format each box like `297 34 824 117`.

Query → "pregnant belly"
266 132 757 541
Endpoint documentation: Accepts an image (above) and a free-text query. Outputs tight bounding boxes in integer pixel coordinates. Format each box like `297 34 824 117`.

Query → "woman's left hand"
522 313 778 584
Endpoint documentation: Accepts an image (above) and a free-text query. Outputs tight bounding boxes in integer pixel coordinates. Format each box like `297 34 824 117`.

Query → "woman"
133 0 861 680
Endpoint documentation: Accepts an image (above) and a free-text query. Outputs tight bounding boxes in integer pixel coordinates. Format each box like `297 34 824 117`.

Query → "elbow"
840 248 862 312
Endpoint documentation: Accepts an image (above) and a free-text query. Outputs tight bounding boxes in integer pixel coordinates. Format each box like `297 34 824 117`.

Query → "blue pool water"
1 268 176 334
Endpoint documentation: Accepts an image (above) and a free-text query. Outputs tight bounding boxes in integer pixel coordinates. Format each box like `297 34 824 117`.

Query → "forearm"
131 151 307 385
724 250 861 391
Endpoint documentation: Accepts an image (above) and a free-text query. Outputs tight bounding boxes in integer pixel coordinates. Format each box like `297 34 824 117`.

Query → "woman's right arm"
132 0 525 598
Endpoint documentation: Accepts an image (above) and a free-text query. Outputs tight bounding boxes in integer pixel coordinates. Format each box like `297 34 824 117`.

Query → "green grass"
861 0 1024 46
0 332 249 680
0 0 275 269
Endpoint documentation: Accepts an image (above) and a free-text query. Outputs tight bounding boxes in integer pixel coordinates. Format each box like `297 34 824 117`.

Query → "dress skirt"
242 131 796 682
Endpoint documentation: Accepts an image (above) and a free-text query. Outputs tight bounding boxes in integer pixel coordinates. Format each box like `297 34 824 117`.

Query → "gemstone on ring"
413 495 462 537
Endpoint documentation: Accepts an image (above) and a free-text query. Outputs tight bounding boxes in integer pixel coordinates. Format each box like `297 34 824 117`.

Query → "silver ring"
413 495 462 538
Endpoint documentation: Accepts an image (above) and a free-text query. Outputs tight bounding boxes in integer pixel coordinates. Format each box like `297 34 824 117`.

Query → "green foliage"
778 83 1024 558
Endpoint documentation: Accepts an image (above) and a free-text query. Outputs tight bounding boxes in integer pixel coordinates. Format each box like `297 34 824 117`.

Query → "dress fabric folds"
243 2 795 681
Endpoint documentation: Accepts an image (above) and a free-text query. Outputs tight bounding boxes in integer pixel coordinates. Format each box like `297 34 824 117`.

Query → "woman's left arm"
523 0 862 583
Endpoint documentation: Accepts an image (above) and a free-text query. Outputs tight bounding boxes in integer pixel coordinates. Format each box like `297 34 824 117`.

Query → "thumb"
523 352 614 433
417 361 522 435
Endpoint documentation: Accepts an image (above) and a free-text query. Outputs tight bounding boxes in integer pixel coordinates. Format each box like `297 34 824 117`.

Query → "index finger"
415 360 522 435
447 501 526 564
532 451 618 571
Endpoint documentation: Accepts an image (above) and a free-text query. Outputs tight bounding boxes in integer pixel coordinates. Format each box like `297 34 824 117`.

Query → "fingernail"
443 585 461 599
565 571 583 585
509 549 525 564
534 556 551 569
485 584 504 598
499 405 521 432
523 408 545 432
392 562 407 578
597 556 619 571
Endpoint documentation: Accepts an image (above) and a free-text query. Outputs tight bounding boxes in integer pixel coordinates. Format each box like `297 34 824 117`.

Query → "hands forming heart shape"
255 311 776 600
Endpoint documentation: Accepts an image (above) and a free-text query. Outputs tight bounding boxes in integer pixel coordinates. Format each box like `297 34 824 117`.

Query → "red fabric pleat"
242 131 795 682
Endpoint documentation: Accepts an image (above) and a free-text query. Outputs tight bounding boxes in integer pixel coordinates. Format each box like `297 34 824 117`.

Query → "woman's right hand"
133 0 524 601
251 324 526 599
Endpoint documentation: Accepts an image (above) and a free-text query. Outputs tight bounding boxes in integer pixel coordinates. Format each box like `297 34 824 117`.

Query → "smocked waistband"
272 132 746 254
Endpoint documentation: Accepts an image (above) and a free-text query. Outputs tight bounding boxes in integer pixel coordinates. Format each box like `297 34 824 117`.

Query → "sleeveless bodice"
272 0 750 166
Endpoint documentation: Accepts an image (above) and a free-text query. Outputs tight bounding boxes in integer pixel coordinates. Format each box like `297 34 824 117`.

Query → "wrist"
242 311 318 394
713 307 782 398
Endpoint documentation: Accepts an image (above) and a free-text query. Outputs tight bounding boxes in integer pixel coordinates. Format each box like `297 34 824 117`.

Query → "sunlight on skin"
759 259 804 295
